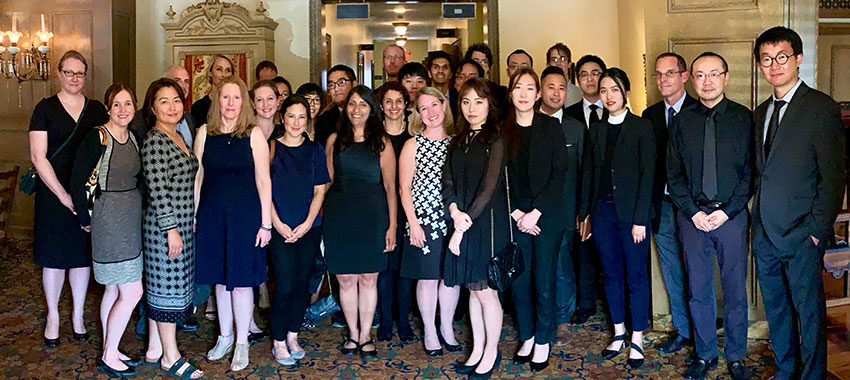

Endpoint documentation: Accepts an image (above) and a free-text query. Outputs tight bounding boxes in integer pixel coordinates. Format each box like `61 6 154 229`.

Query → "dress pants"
510 223 565 343
655 199 694 340
753 221 826 380
268 227 321 339
556 230 578 324
377 268 412 335
574 233 599 312
677 208 748 362
592 201 650 331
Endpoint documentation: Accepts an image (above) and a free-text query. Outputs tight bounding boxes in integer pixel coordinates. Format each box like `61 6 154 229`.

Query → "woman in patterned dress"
399 87 461 356
141 78 203 379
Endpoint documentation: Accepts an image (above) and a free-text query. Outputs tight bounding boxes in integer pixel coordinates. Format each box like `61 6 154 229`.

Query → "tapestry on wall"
183 53 248 108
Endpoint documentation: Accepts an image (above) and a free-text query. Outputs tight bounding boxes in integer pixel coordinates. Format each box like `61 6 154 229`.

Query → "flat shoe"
144 356 161 366
272 347 295 366
98 359 137 377
73 331 89 341
161 357 203 379
121 357 144 367
290 350 306 360
207 335 234 361
340 338 359 356
359 339 378 359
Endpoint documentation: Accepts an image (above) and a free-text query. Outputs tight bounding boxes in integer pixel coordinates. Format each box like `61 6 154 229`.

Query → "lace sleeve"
467 137 505 220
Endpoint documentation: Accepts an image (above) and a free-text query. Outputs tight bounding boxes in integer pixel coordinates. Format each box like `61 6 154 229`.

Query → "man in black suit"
641 52 699 355
315 65 357 147
538 66 586 345
563 55 608 324
668 52 753 380
752 27 846 380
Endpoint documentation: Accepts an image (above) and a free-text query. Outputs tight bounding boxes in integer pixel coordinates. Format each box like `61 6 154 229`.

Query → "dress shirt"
762 78 802 142
582 98 604 126
177 118 194 148
665 93 688 126
667 97 753 219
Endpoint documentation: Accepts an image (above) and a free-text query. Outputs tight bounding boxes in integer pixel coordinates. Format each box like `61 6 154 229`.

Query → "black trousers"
510 224 565 343
377 268 413 336
268 227 321 340
573 233 599 311
753 222 826 380
678 208 748 362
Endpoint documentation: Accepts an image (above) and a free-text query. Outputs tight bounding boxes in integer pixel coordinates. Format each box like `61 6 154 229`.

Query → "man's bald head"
382 44 406 81
163 65 191 94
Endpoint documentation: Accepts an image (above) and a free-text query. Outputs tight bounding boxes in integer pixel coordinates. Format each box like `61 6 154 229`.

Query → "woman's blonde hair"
206 76 256 138
409 86 454 136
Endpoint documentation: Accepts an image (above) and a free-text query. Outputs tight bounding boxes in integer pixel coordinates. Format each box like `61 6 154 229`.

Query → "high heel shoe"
438 330 462 352
470 351 501 379
73 331 89 341
43 336 60 349
231 343 249 371
423 343 443 358
456 357 479 375
207 335 234 361
601 333 629 360
627 343 645 369
529 344 550 372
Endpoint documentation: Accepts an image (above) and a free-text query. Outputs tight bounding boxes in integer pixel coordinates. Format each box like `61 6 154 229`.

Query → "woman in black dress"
502 68 568 371
374 82 414 342
443 79 507 378
190 54 233 126
29 50 108 348
324 86 397 358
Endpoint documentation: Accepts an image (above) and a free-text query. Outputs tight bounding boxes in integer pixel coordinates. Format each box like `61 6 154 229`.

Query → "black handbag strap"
49 98 90 162
504 165 514 242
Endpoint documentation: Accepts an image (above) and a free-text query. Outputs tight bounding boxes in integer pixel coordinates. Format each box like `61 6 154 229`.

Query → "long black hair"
598 67 631 107
334 85 386 155
451 78 499 152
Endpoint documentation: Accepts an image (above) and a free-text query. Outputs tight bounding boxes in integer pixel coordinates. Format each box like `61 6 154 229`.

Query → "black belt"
696 200 723 210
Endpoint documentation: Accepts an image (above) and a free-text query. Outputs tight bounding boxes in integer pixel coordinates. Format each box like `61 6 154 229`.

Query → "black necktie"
764 100 786 158
702 109 717 201
588 104 600 127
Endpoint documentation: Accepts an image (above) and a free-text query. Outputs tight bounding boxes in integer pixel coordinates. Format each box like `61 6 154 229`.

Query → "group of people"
27 25 843 380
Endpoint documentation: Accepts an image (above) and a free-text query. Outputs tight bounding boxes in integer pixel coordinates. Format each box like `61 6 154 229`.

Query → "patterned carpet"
0 237 782 380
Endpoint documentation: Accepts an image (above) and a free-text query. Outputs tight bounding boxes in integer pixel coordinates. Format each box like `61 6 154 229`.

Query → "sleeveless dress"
196 133 268 290
386 130 411 270
400 135 450 280
91 130 143 285
323 141 389 274
142 129 198 323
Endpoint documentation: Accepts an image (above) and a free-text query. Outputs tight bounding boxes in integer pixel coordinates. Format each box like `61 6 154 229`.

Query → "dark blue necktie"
667 107 675 126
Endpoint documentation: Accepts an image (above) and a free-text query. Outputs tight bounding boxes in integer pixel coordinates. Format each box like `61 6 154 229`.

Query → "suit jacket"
642 93 698 232
565 100 609 129
315 106 341 147
581 111 656 226
513 113 569 229
753 81 846 250
559 113 587 229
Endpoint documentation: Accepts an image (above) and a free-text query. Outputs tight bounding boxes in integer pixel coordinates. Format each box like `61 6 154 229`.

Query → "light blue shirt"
177 117 194 148
665 92 688 126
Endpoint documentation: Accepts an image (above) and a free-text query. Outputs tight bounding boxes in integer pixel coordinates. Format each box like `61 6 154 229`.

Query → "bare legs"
416 279 461 350
43 267 90 339
153 321 203 379
337 273 379 350
465 288 502 373
214 285 254 370
100 281 143 370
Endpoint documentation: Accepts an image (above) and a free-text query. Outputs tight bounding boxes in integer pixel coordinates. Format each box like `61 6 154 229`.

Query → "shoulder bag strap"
49 98 90 161
504 165 514 243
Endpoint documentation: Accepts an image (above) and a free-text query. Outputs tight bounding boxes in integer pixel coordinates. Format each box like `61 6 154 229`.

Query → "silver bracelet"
261 224 272 231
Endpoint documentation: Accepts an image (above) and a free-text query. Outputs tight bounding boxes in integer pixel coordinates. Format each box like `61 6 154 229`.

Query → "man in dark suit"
641 52 699 355
315 65 357 147
563 55 608 324
752 27 846 380
538 66 586 345
668 52 753 380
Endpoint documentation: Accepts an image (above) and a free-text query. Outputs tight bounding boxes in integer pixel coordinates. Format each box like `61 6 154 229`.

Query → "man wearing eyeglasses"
667 51 754 380
382 44 406 83
564 55 608 130
640 52 698 357
752 27 845 380
545 42 582 107
315 64 358 147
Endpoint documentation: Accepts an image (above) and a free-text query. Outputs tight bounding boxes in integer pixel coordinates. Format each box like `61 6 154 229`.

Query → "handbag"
20 99 90 195
84 126 109 216
487 166 525 292
303 241 340 327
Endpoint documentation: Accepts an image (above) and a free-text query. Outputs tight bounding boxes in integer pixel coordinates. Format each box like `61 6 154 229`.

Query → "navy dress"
196 133 268 290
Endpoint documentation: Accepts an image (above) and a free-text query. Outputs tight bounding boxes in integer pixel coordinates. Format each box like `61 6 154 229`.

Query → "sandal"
627 343 645 369
203 310 217 321
231 343 250 371
207 335 234 361
161 357 203 379
340 338 359 356
359 339 377 359
144 356 162 366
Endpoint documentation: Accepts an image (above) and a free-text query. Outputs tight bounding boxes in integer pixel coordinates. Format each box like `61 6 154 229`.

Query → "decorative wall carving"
669 37 759 109
831 45 850 102
668 0 758 13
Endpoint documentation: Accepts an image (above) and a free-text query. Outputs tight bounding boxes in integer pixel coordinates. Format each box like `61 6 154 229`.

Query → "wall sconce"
393 22 408 36
395 37 407 47
1 14 53 82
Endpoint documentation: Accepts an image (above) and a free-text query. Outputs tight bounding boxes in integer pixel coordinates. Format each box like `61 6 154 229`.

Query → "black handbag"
487 166 524 292
20 99 89 195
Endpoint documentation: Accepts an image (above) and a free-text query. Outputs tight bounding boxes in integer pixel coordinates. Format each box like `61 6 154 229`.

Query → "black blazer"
641 93 698 232
559 114 587 229
315 106 341 147
753 81 846 250
581 111 656 226
513 113 569 229
565 100 609 129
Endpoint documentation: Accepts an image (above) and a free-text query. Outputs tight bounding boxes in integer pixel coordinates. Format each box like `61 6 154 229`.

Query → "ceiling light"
393 22 409 36
393 6 406 14
395 37 407 47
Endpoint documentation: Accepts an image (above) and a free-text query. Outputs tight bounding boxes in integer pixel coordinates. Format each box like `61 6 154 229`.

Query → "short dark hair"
546 43 572 63
426 51 453 70
255 60 278 80
104 83 138 111
540 66 567 83
691 51 728 73
280 94 312 122
398 62 430 83
655 52 687 73
143 78 185 128
576 55 607 73
295 82 322 97
457 59 485 77
754 26 803 59
271 76 291 94
598 67 631 104
375 81 410 107
328 64 357 83
507 49 533 66
465 43 493 66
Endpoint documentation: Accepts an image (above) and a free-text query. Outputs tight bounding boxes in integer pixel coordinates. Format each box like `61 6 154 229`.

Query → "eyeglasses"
327 78 350 90
759 52 792 68
305 97 321 105
473 58 489 66
694 71 727 81
61 70 86 79
578 70 602 80
653 70 684 79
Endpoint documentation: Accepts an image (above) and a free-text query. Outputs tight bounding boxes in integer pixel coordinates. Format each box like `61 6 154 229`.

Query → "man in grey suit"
752 26 846 380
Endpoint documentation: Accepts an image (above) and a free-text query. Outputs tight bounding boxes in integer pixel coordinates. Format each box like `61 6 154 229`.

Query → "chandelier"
0 14 54 82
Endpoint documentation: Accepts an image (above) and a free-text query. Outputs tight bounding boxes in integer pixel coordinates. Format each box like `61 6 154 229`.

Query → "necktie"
764 100 786 158
588 104 600 127
702 109 717 201
667 107 676 126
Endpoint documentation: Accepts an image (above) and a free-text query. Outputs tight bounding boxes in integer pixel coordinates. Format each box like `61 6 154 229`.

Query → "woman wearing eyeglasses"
295 83 325 142
29 50 109 349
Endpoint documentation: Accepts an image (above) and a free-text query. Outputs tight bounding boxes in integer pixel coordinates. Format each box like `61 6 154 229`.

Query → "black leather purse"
487 166 524 292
